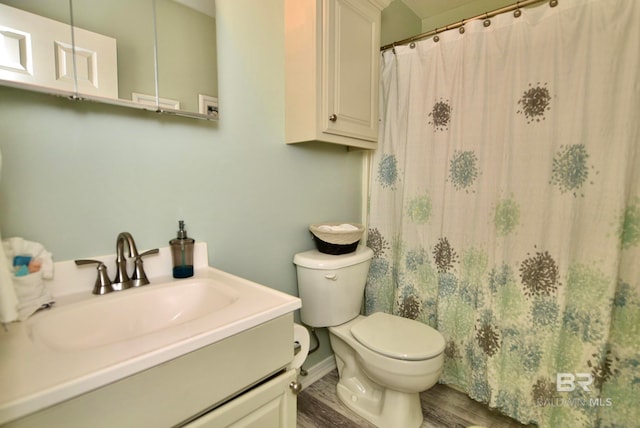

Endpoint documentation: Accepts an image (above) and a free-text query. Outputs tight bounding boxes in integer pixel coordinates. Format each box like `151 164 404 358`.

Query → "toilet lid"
350 312 445 361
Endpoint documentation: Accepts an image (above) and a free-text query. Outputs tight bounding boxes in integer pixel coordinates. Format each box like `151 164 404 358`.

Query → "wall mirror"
0 0 218 120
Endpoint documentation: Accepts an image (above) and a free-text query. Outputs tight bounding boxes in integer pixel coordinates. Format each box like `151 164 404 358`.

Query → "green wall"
380 0 421 47
0 0 378 372
0 0 419 372
156 0 218 112
69 0 157 101
381 0 518 49
421 0 515 31
0 0 362 324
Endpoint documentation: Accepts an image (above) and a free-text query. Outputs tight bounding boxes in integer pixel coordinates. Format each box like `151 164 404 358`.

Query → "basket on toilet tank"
309 222 364 255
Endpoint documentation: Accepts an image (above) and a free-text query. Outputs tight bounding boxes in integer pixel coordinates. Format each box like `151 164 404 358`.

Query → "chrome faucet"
75 232 159 295
113 232 159 290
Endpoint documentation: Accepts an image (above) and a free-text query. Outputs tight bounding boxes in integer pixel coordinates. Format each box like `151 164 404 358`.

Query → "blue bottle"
170 220 195 278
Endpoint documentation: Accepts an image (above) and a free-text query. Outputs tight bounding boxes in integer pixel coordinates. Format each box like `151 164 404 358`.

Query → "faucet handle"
75 259 113 295
139 248 160 258
131 248 159 287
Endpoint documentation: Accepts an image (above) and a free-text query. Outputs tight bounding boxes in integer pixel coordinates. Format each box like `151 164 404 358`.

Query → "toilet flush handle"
324 273 338 281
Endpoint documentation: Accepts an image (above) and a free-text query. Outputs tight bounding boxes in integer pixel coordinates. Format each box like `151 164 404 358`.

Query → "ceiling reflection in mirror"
0 0 218 120
70 0 156 102
156 0 218 118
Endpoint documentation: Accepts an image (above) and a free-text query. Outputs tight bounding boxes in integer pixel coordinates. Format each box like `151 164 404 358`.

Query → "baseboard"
299 355 336 390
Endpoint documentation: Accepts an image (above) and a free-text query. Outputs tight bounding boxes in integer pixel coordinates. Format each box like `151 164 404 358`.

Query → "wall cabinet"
285 0 391 150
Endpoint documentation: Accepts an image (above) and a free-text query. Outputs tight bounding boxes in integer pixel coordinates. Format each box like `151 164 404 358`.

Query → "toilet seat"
350 312 445 361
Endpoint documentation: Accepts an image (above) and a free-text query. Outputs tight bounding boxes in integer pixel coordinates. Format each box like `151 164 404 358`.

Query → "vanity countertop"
0 244 300 425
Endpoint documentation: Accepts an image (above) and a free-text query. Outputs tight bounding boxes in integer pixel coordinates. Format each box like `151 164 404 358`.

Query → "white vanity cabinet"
4 315 298 428
183 369 297 427
285 0 391 150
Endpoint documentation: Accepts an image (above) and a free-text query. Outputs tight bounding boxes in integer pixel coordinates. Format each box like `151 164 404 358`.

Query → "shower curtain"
366 0 639 426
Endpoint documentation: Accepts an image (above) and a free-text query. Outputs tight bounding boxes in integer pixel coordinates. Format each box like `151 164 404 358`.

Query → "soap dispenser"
170 220 195 278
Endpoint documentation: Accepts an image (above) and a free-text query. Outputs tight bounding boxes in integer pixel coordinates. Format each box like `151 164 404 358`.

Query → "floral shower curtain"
366 0 639 426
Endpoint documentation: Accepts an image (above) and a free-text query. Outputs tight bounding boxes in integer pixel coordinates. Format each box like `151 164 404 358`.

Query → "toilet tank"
293 245 374 327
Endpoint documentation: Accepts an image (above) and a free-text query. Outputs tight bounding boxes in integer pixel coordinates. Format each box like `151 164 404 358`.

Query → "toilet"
293 245 445 428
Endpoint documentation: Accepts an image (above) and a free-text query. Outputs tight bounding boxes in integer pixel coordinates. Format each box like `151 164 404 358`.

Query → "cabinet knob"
329 114 337 122
289 381 302 395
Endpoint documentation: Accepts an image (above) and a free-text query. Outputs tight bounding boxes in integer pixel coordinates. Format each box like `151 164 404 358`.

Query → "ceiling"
400 0 479 19
176 0 494 22
174 0 216 17
177 0 491 22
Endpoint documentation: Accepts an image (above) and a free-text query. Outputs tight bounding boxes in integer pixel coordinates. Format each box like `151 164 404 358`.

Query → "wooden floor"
297 370 535 428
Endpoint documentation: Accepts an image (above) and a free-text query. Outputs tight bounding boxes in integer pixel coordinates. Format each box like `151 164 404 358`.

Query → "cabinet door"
0 3 117 99
323 0 380 142
184 369 298 428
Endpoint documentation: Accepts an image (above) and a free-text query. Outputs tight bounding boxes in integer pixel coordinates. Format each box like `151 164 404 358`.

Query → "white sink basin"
0 244 301 426
29 278 239 351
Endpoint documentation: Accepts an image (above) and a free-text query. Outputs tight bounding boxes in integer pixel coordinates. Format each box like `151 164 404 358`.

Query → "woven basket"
309 223 364 255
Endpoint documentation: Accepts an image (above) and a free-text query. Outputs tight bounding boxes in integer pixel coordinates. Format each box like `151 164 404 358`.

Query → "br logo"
556 373 594 392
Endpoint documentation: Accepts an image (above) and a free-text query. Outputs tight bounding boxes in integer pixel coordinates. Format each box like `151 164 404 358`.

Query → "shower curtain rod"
380 0 557 52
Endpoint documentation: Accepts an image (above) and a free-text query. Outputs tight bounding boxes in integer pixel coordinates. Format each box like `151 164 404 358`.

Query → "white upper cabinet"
0 3 117 99
285 0 390 150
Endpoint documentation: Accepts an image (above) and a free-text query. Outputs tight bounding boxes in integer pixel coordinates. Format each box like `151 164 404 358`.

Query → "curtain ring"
433 28 439 43
514 2 522 17
459 19 465 34
483 13 491 27
550 0 558 7
409 41 416 49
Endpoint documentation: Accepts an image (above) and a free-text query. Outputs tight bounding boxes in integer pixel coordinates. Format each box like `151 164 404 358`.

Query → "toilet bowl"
293 245 445 428
329 313 444 428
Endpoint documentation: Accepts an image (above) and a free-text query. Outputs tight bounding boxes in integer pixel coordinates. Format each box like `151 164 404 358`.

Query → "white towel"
317 223 359 232
2 237 55 320
0 231 19 324
0 150 19 324
3 237 54 279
